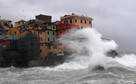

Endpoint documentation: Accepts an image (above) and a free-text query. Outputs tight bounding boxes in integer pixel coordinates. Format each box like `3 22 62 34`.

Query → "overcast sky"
0 0 136 52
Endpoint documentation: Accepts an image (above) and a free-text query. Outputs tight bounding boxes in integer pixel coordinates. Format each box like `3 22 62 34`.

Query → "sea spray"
50 28 118 70
46 28 136 71
115 54 136 67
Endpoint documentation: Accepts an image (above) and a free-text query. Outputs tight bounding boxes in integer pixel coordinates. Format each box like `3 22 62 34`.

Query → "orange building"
33 29 49 59
60 13 93 28
7 27 20 35
21 29 49 59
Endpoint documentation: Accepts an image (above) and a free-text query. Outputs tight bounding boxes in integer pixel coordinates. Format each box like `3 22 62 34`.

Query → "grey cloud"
0 0 136 52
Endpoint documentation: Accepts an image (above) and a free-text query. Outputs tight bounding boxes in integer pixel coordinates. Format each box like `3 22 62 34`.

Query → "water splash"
115 54 136 67
46 28 136 71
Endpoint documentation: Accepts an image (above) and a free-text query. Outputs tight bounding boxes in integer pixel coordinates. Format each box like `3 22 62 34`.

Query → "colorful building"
38 24 56 58
56 24 79 38
16 20 41 33
46 41 68 65
60 13 93 28
15 20 26 28
7 27 20 35
24 24 57 58
45 24 57 43
33 27 48 59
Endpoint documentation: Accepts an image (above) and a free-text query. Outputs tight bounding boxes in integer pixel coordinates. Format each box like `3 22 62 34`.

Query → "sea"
0 28 136 84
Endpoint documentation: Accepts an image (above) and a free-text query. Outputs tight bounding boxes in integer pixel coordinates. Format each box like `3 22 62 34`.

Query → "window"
40 49 42 52
53 32 54 35
75 19 77 23
70 19 72 23
60 31 62 34
89 21 91 24
81 20 82 23
47 31 49 35
53 26 55 29
9 32 11 35
40 38 42 41
48 38 50 42
15 31 16 35
84 20 86 24
65 20 68 24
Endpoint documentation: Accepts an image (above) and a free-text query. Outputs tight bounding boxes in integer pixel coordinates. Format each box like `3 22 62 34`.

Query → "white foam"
45 28 136 71
115 54 136 67
49 28 118 70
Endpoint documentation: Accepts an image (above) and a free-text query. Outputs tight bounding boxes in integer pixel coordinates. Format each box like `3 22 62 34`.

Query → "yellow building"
15 20 26 28
60 13 93 28
49 44 67 55
7 27 20 35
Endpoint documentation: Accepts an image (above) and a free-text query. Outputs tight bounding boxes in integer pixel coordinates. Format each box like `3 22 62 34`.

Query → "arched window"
48 38 50 42
15 31 16 35
81 20 82 23
89 21 91 24
84 20 86 24
70 19 72 23
75 19 77 23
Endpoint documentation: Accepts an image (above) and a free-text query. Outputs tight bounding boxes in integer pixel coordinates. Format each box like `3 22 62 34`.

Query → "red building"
56 24 79 38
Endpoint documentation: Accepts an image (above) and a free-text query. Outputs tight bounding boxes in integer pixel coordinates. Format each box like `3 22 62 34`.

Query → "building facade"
30 24 57 58
16 20 41 33
7 27 20 35
56 24 79 38
33 27 48 58
60 13 93 28
45 24 56 43
15 20 26 28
